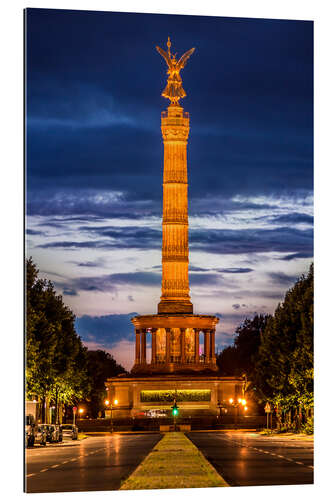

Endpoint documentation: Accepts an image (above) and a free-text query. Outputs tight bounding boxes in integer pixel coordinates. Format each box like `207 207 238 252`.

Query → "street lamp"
217 400 223 419
228 398 247 429
105 399 118 433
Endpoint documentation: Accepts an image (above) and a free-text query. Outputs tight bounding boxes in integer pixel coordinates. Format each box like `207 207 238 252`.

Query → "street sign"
265 403 272 413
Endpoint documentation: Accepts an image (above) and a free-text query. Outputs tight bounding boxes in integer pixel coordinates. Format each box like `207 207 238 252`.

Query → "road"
25 433 161 493
188 431 314 487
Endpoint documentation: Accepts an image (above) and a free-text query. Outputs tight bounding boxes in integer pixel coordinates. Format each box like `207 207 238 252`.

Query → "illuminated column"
158 104 193 315
135 329 141 364
180 328 186 363
210 329 216 363
151 328 157 364
194 329 200 363
140 329 146 364
204 330 210 363
165 328 171 363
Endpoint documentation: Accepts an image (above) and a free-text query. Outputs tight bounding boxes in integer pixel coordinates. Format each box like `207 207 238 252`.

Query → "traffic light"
171 402 179 416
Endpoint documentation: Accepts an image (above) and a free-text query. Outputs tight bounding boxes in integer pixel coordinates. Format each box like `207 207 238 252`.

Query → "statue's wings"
177 47 195 70
156 46 171 68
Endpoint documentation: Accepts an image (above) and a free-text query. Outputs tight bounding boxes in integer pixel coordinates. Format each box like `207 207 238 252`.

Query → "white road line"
277 455 284 458
70 458 77 461
62 460 69 464
40 468 48 472
308 466 314 469
285 458 293 461
295 461 304 465
263 451 270 454
27 473 36 478
51 464 59 468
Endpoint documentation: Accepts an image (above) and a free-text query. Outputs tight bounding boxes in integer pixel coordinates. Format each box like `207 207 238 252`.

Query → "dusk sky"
26 8 313 370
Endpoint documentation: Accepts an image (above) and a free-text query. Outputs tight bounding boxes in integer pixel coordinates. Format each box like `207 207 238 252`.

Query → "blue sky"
25 9 313 370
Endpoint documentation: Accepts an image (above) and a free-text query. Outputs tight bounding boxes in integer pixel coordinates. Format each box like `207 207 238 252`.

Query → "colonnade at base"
134 327 216 367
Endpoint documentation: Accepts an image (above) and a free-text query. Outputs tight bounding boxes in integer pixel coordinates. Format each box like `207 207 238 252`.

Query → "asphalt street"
188 431 314 487
25 433 161 493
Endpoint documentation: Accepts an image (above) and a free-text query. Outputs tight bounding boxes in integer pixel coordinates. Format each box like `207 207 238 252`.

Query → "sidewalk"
120 432 229 490
258 431 313 442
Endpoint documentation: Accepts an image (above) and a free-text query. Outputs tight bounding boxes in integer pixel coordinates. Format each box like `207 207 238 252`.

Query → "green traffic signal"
172 402 179 416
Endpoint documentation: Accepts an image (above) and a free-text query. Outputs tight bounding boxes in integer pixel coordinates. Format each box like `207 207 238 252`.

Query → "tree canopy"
217 264 314 431
26 258 90 410
86 350 126 418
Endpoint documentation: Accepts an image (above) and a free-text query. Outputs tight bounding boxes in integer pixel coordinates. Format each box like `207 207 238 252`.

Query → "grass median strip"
120 432 229 490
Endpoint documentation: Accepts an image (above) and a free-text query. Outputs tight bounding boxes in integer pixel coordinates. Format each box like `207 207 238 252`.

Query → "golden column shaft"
158 104 193 314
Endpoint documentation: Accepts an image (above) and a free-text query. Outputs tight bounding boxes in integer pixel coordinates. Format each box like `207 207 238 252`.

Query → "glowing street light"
228 397 248 429
105 399 118 433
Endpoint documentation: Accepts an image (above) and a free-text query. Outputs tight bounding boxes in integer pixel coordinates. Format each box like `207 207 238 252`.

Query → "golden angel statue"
156 37 195 104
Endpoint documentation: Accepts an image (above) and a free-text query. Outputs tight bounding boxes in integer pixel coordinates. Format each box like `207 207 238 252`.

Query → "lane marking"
70 458 77 461
277 455 284 458
27 474 36 478
295 461 304 466
62 460 69 464
51 464 59 468
40 469 48 473
308 466 314 469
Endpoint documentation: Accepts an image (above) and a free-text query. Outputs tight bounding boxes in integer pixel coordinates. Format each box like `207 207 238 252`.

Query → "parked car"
40 424 61 443
61 424 78 440
35 425 47 446
25 414 36 447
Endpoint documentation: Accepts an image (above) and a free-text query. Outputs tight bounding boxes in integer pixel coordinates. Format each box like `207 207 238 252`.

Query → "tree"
254 264 313 430
85 350 126 418
25 258 91 421
216 314 271 378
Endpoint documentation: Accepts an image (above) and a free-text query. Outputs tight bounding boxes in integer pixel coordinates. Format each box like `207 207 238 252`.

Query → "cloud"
268 212 313 225
63 288 79 296
75 313 137 346
216 267 253 273
189 265 253 274
268 272 299 286
279 252 313 261
77 260 103 268
26 228 45 236
61 272 161 295
190 226 313 256
36 224 312 259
